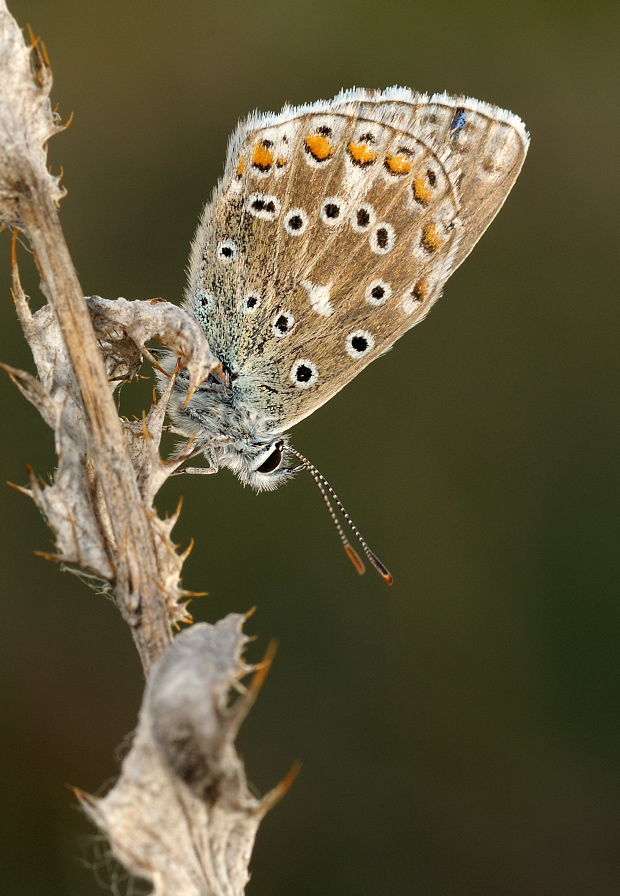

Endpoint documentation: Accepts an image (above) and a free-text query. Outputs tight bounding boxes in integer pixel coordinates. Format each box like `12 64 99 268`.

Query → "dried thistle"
0 4 285 892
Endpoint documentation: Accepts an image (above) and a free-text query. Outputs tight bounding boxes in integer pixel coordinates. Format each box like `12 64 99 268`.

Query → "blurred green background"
1 0 619 893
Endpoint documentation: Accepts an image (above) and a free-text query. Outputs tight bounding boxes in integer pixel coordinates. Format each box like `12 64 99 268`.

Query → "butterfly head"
216 435 300 491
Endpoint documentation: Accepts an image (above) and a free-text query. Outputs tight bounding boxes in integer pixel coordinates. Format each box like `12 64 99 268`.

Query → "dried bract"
80 617 288 896
0 0 64 228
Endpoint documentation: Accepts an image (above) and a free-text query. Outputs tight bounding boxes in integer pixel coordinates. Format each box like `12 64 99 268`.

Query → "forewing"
186 88 528 431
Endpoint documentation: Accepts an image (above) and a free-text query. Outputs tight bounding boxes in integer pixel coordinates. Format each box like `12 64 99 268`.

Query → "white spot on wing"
345 329 375 358
290 358 319 389
216 240 237 263
271 310 295 337
284 207 308 236
242 291 262 313
365 280 391 306
247 192 280 220
302 280 334 317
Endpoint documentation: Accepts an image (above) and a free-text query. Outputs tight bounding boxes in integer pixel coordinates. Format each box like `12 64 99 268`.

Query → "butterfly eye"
256 440 284 474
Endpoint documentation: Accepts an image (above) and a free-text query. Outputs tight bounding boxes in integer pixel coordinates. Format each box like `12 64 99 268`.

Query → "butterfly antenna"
288 448 393 585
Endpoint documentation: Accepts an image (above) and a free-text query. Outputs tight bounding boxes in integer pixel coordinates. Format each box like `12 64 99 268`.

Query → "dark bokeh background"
1 1 619 894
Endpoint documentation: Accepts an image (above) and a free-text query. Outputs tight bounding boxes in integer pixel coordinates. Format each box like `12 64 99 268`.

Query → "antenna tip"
344 543 366 576
369 552 393 585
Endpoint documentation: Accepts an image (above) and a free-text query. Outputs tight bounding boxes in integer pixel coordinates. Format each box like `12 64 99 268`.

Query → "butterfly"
166 87 529 580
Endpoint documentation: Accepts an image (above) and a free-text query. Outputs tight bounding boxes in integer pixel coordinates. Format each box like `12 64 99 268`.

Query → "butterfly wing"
186 87 528 432
349 88 529 268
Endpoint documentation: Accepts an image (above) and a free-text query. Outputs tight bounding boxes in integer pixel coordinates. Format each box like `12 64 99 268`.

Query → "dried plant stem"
20 189 172 672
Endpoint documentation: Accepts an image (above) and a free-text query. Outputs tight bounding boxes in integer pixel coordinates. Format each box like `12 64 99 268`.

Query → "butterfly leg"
176 465 218 475
172 447 219 476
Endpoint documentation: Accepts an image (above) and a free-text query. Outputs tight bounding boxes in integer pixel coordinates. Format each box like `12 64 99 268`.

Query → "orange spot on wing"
276 156 287 168
421 223 443 254
385 153 413 175
412 174 433 204
305 133 333 160
347 141 377 166
236 157 244 177
412 276 429 301
252 141 274 171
